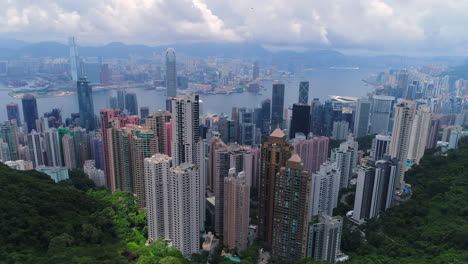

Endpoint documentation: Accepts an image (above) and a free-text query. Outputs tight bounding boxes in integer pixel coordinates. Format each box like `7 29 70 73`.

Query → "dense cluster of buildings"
1 42 468 263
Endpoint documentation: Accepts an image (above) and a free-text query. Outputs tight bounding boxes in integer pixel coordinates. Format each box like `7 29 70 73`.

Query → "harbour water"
0 68 377 122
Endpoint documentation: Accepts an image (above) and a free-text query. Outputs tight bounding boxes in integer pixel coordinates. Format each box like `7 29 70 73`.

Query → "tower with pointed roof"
258 127 293 249
271 152 312 261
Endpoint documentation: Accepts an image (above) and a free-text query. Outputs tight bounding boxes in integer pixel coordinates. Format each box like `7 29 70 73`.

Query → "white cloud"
0 0 467 54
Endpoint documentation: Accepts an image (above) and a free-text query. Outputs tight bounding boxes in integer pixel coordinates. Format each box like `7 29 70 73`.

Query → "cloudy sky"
0 0 467 55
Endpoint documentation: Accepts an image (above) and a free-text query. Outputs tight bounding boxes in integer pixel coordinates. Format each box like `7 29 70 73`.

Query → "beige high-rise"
223 168 250 252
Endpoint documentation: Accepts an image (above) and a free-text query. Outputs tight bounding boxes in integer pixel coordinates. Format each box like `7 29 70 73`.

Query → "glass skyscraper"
22 94 39 133
166 48 177 98
77 77 96 131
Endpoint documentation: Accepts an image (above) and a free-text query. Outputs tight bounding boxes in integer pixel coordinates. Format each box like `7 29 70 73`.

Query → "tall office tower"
109 96 118 109
44 108 62 128
68 37 80 82
298 81 309 105
140 106 149 121
171 95 205 232
271 153 311 262
407 105 431 164
371 134 391 160
334 138 359 189
311 162 341 217
271 83 285 130
27 130 45 168
331 121 349 140
369 95 394 134
260 99 272 136
73 127 90 169
252 61 259 80
22 94 39 133
6 103 21 127
390 101 416 190
77 77 96 131
146 111 172 155
117 89 126 110
125 92 139 116
0 139 11 162
128 125 158 207
396 69 409 93
237 108 256 145
307 214 345 263
426 118 440 149
258 128 293 249
312 101 334 137
292 134 329 175
44 129 63 167
353 99 371 137
144 155 200 256
290 104 311 139
166 48 177 98
351 157 397 224
0 120 20 161
223 169 250 252
211 115 233 144
62 134 77 169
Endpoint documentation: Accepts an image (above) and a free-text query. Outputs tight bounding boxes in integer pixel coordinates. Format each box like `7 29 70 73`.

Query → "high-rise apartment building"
166 48 177 98
144 154 200 256
271 83 285 130
223 169 250 252
0 120 20 161
146 111 172 155
77 77 96 131
390 101 416 190
292 134 329 175
351 157 397 224
44 129 63 167
311 162 341 217
307 214 345 263
62 133 77 169
371 134 391 160
22 94 39 133
426 118 440 149
258 128 293 249
407 105 431 164
334 138 359 189
271 153 311 262
331 121 349 140
27 130 45 168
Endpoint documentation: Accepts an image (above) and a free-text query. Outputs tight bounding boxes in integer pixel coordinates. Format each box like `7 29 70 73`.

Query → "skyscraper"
22 94 39 133
271 83 285 130
144 154 200 256
68 37 80 82
237 108 256 146
298 81 309 105
260 99 272 136
62 133 77 169
369 95 394 135
77 77 96 131
390 101 416 190
252 61 259 80
331 121 349 140
125 92 139 116
271 153 311 262
353 99 370 137
292 134 329 175
407 105 431 164
44 128 63 167
146 111 172 155
371 134 391 160
307 214 345 263
166 48 177 98
27 130 45 168
117 89 125 110
289 104 311 139
6 103 21 127
140 106 150 121
223 169 250 252
351 157 397 224
0 120 20 161
311 162 341 217
258 128 293 249
426 118 440 149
